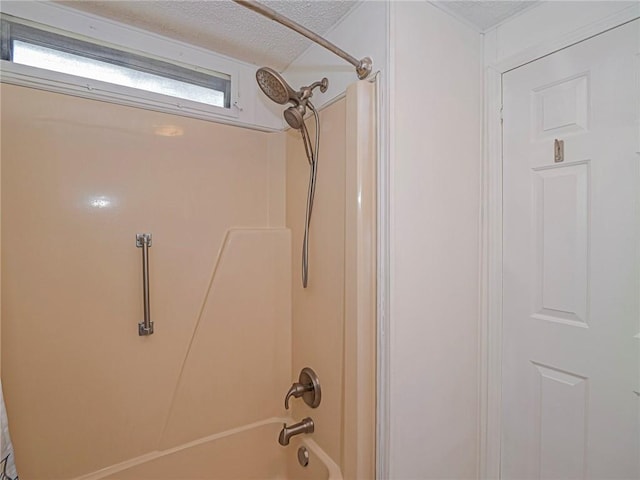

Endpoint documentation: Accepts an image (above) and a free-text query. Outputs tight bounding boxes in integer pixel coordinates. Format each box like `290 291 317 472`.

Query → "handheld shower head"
256 67 297 105
284 105 306 130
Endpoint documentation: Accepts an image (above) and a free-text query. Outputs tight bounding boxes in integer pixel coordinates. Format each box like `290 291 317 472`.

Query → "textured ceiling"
57 0 359 70
56 1 541 70
436 1 540 31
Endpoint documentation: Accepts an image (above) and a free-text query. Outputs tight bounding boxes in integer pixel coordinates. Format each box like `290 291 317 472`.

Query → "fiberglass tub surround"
76 420 341 480
1 79 376 478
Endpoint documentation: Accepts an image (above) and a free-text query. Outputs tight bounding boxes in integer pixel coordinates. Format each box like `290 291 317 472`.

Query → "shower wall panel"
286 98 347 467
0 84 290 478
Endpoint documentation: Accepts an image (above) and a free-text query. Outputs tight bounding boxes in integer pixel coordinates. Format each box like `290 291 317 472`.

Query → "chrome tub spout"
278 417 314 446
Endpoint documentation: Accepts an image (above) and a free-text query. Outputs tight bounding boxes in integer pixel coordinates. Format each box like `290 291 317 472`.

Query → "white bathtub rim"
73 417 288 480
299 437 343 480
73 417 343 480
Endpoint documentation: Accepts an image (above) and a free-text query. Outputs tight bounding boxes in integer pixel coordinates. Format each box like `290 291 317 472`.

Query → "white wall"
388 2 481 478
484 1 638 67
284 2 639 478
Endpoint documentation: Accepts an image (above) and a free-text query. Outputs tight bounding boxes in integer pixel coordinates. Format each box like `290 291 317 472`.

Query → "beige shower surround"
0 81 375 479
77 419 342 480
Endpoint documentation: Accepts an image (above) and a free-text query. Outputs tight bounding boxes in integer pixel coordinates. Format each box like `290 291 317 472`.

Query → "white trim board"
375 4 392 480
479 2 640 478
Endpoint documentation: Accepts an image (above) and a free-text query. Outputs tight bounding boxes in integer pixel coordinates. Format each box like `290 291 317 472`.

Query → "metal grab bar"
136 233 154 336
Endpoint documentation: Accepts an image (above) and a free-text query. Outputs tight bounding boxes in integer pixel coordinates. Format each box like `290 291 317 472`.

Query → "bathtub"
75 418 342 480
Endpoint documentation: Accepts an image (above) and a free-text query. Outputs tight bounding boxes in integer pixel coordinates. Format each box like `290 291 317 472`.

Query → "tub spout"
278 417 314 446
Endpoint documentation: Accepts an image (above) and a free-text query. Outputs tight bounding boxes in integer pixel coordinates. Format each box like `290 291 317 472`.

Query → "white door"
502 20 640 479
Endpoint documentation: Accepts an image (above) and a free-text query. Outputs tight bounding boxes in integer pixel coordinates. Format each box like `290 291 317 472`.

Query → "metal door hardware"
554 139 564 163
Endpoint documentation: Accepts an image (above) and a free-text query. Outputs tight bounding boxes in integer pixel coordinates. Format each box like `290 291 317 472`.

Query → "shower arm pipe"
233 0 372 80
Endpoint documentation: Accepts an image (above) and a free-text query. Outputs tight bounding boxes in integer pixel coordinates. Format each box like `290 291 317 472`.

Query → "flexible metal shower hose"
300 102 320 288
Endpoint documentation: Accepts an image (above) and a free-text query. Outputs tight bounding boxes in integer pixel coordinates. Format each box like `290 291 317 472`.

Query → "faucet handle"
284 382 311 409
284 367 321 410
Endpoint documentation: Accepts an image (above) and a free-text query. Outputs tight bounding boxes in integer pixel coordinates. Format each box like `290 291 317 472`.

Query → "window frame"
0 14 241 122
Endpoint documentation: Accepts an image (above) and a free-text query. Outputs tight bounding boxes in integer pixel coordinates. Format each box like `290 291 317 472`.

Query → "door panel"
502 20 639 479
532 161 589 327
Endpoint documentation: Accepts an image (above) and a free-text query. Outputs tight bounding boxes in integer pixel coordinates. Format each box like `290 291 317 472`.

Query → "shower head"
256 66 329 130
256 67 297 105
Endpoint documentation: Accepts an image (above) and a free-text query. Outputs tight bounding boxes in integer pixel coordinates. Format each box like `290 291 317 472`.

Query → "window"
1 17 232 109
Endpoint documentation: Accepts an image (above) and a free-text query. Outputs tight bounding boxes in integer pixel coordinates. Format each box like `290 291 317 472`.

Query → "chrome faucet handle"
284 367 321 410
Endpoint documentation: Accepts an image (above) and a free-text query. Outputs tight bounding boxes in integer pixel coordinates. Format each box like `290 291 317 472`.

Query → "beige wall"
287 98 347 466
1 84 290 478
342 82 377 480
1 82 375 479
286 82 376 479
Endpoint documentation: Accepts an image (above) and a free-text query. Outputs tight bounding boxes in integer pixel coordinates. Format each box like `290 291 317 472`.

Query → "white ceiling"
57 0 360 71
56 1 541 70
435 1 540 31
